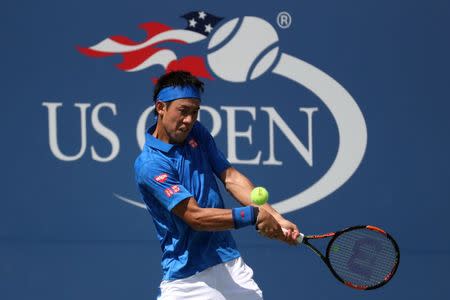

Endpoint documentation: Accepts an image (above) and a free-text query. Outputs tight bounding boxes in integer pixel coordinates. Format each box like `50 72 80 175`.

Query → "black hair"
153 71 204 102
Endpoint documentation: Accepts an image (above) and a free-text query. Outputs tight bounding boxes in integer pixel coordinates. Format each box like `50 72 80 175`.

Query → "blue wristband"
232 206 258 229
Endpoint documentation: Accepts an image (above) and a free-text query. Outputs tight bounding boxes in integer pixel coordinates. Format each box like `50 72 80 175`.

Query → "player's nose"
183 114 196 125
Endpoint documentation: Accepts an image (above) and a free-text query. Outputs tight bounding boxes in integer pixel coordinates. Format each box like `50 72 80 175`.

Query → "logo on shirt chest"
188 138 199 148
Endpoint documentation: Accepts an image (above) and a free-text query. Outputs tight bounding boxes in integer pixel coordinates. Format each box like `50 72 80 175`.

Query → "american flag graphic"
78 11 223 82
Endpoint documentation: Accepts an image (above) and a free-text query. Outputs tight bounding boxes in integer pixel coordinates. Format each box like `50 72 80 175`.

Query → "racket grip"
282 228 304 244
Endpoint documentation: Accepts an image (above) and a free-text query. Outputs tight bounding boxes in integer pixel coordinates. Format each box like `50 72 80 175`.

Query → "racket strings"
327 228 398 288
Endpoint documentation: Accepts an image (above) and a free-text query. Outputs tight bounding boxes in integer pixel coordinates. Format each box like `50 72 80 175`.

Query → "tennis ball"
250 187 269 205
207 16 279 82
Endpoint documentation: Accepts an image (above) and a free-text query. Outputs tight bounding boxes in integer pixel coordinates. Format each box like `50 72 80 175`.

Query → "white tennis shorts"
158 257 263 300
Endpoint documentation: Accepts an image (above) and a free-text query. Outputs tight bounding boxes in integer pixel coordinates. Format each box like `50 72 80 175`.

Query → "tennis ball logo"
207 17 279 82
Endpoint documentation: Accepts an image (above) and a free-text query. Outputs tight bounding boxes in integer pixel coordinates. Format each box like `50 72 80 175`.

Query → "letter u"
42 102 91 161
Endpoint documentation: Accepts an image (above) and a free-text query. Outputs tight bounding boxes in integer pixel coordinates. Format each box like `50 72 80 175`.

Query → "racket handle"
282 228 305 244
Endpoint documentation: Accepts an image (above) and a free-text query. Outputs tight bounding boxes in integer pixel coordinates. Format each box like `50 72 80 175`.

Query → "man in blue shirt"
135 71 299 299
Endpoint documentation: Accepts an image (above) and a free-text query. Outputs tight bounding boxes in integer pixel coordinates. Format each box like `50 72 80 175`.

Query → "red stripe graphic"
78 21 214 81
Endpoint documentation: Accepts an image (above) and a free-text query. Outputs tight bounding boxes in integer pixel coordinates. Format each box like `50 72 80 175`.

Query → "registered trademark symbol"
277 11 292 29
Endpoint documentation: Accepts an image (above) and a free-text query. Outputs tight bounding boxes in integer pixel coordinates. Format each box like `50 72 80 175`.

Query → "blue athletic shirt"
134 121 241 280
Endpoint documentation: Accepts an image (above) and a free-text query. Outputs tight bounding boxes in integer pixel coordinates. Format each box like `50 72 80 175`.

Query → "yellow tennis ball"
250 187 269 205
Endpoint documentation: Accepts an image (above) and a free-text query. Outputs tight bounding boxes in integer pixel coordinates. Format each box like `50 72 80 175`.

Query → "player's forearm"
222 167 254 206
187 207 235 231
173 197 258 232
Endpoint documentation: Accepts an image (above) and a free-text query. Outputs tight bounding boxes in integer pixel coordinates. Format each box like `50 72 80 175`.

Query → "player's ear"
155 100 166 118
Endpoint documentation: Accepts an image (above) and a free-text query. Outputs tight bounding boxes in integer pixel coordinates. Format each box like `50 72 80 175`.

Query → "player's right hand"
255 208 284 240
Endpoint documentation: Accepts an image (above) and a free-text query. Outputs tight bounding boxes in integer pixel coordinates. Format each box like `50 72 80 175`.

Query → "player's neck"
153 121 171 144
152 122 176 144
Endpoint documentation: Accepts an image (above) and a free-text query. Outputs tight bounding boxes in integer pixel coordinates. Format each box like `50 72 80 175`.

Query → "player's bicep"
208 145 230 176
197 122 231 176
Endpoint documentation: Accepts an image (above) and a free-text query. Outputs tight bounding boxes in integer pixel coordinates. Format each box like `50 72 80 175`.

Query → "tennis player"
135 71 300 299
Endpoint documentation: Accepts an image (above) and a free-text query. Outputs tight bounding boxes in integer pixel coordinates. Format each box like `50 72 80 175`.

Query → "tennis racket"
283 225 400 290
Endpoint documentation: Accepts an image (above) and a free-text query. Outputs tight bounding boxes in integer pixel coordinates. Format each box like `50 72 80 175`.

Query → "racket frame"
300 225 400 290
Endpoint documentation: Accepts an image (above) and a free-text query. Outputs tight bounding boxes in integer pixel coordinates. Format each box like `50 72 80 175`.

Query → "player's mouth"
177 126 192 134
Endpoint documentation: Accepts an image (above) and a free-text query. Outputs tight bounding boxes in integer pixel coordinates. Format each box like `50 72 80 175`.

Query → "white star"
198 11 207 20
189 18 197 28
204 24 213 33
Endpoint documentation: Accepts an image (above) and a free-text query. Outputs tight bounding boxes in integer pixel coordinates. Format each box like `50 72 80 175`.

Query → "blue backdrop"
2 0 449 299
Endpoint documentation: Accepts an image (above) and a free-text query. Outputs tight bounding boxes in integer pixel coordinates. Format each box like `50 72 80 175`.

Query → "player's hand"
277 218 300 246
255 208 283 240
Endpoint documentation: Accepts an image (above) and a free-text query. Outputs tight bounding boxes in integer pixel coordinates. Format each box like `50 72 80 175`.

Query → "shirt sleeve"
195 122 231 176
136 158 193 212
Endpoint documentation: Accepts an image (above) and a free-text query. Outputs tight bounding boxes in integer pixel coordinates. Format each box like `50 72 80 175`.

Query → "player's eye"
179 108 199 116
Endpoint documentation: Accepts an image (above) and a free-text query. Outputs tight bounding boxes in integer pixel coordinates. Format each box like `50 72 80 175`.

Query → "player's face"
160 98 200 144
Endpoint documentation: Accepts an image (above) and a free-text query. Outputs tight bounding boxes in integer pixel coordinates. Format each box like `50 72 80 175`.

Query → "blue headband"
156 85 201 102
